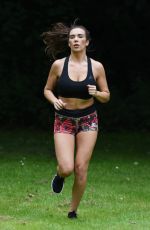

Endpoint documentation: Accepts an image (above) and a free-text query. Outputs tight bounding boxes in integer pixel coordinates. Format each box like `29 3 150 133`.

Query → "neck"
70 52 87 63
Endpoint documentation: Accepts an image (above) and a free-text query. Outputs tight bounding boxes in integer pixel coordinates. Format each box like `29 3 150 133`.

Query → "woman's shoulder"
51 57 66 72
51 57 67 76
90 57 104 70
52 57 66 67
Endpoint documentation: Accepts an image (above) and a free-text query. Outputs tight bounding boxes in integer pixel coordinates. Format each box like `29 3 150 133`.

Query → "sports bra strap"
61 56 69 76
87 57 92 77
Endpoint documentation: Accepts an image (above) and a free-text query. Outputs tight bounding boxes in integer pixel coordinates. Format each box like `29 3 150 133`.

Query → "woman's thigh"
75 131 98 166
54 133 75 168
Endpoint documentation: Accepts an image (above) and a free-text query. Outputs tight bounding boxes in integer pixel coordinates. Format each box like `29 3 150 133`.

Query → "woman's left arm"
87 61 110 103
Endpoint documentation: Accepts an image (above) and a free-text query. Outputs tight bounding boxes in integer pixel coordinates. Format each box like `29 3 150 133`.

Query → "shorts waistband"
55 104 96 118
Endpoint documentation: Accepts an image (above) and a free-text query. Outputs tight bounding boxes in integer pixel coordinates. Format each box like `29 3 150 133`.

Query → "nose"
74 36 79 41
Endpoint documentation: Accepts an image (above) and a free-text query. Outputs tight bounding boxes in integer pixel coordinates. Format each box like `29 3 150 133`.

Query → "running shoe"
51 174 64 193
68 211 77 219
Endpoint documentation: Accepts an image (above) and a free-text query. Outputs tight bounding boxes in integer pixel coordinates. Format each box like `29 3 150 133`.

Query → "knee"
59 164 74 177
75 163 88 181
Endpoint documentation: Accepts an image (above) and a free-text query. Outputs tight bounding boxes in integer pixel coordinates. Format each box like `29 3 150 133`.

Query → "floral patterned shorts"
54 111 98 135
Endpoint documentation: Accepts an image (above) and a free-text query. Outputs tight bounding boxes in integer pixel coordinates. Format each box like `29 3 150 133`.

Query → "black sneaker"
68 211 77 219
51 174 64 193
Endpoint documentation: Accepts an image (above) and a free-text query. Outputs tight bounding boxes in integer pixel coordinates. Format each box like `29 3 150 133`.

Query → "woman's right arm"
44 60 66 110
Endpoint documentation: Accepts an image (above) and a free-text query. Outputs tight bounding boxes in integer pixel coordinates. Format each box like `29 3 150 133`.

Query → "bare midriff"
59 96 94 110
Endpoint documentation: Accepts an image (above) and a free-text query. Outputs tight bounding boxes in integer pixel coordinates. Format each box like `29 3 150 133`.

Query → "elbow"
95 91 110 103
43 87 49 98
102 93 110 103
101 95 110 103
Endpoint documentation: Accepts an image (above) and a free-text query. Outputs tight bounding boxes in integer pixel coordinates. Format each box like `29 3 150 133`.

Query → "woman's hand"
53 99 67 110
87 84 97 96
87 84 110 102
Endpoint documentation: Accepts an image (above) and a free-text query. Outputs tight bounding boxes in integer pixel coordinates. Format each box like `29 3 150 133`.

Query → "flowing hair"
41 19 91 59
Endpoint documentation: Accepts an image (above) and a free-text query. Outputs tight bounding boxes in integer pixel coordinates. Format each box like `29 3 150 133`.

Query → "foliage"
0 0 149 130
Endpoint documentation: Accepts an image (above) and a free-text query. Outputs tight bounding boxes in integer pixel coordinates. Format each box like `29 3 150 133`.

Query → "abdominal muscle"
59 96 95 110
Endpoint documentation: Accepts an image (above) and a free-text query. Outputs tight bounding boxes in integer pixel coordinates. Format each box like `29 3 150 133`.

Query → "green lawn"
0 129 150 230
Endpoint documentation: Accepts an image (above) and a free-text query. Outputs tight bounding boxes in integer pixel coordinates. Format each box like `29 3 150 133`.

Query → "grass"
0 128 150 229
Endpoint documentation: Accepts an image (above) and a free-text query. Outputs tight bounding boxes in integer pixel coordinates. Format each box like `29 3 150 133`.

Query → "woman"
41 22 110 219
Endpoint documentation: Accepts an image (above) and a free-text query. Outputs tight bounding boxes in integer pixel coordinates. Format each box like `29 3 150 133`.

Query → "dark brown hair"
41 21 91 59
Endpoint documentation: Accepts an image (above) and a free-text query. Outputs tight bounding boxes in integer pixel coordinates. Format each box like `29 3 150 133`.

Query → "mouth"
73 44 79 48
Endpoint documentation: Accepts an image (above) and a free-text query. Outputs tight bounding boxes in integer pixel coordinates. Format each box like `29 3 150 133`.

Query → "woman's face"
68 28 89 52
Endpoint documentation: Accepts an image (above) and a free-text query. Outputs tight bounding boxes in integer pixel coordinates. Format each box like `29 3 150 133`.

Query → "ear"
86 40 89 47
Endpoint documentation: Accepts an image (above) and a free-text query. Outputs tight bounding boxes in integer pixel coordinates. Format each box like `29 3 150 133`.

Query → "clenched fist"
87 84 97 96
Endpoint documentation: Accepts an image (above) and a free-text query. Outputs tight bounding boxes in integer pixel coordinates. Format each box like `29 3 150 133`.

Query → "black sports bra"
56 56 97 99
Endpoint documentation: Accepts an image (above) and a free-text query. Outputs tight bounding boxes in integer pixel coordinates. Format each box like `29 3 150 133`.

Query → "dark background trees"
0 0 149 131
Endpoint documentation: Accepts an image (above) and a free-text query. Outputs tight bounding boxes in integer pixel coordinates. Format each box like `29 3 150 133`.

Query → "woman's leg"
69 130 98 212
51 133 75 194
54 133 75 178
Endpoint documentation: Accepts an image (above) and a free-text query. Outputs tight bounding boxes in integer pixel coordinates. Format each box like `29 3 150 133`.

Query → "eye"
78 34 84 38
69 35 74 39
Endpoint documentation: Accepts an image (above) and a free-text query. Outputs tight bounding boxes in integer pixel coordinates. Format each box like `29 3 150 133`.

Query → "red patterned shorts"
54 111 98 135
